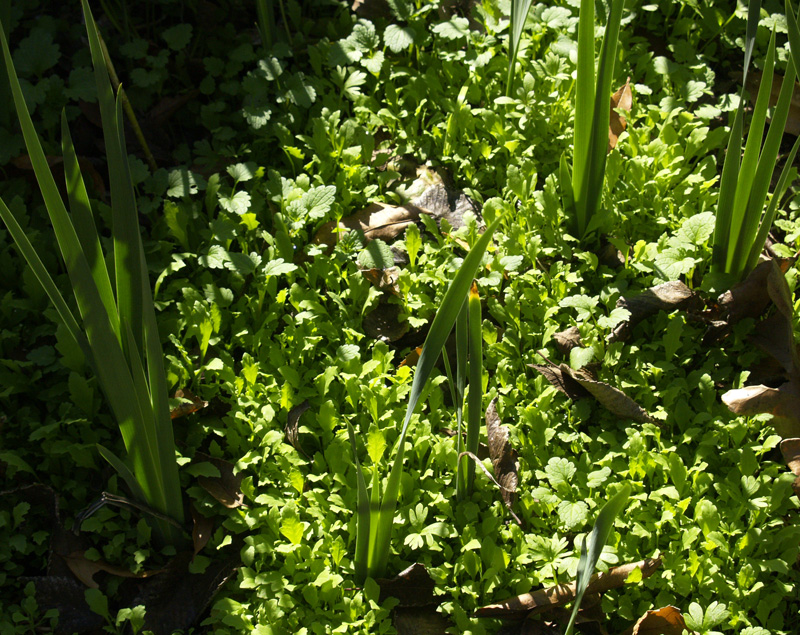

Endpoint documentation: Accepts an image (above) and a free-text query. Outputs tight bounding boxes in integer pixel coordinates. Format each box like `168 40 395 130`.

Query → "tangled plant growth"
2 0 800 633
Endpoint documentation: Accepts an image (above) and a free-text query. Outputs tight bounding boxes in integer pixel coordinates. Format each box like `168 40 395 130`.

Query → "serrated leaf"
167 168 200 198
200 245 227 269
569 346 594 369
218 191 251 215
677 211 716 246
384 24 416 53
545 457 576 487
162 24 192 50
302 185 336 220
654 248 696 280
432 17 470 40
280 515 304 545
258 57 284 81
337 344 360 363
559 294 598 321
357 239 394 269
263 258 298 277
226 162 258 182
286 72 316 108
597 307 631 329
558 500 589 529
362 51 384 75
344 69 368 100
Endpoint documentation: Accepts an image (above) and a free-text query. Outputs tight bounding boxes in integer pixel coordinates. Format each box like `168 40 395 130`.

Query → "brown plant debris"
553 326 582 355
609 281 698 342
721 261 800 438
621 605 695 635
530 355 655 424
196 453 246 508
313 202 425 248
170 388 208 420
609 78 633 152
717 258 792 325
286 399 312 458
485 399 520 519
475 557 662 619
378 563 437 607
780 439 800 499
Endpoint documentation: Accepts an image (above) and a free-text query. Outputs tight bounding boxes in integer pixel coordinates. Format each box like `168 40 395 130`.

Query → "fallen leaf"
717 258 791 325
553 326 582 355
745 70 800 136
191 505 214 556
475 557 661 619
286 399 312 458
610 281 698 342
399 346 423 368
779 439 800 499
621 605 694 635
196 453 245 508
361 266 402 296
363 300 408 342
530 355 655 424
485 399 520 522
413 182 481 232
722 382 800 438
609 78 633 152
313 202 424 248
378 563 437 607
63 551 163 589
171 388 208 420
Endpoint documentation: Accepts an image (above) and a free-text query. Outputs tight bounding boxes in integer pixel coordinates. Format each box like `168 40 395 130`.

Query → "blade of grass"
564 484 631 635
346 422 371 584
465 280 482 496
506 0 534 96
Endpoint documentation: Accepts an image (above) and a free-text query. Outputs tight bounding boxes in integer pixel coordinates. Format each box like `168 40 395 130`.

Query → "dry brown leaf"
745 70 800 136
170 388 208 420
196 453 245 509
286 399 312 458
191 505 214 556
361 266 402 296
363 301 408 342
717 258 791 325
313 202 425 248
553 326 582 355
610 281 698 342
485 399 520 519
621 605 693 635
399 346 423 368
378 563 437 607
780 439 800 475
609 78 633 152
63 551 164 589
530 356 655 424
475 557 661 619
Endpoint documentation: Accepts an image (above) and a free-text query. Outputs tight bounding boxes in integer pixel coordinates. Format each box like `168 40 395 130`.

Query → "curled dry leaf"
286 399 312 458
721 261 800 438
717 258 792 325
485 399 520 520
475 557 662 619
399 346 423 368
313 202 424 248
361 266 402 296
191 505 214 556
609 281 698 343
378 563 437 607
609 78 633 152
779 439 800 499
531 355 655 424
196 453 245 509
171 388 208 420
621 605 693 635
553 326 582 355
63 551 164 589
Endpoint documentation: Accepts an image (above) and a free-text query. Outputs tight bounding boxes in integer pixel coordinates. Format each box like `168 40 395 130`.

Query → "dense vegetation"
2 0 800 633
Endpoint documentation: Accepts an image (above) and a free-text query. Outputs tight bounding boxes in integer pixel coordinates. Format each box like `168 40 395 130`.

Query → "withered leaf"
780 438 800 498
531 356 655 424
361 266 402 296
553 326 582 355
399 346 423 369
286 399 312 458
610 281 698 343
191 505 214 556
485 399 520 518
313 202 424 248
475 557 661 619
717 258 791 325
363 300 408 342
722 382 800 438
196 453 245 508
378 563 437 607
745 70 800 136
63 551 163 589
622 605 694 635
609 78 633 152
171 388 208 420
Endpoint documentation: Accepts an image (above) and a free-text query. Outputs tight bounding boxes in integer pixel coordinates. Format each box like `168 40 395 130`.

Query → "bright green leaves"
384 25 416 53
432 17 470 41
366 426 387 463
685 602 731 634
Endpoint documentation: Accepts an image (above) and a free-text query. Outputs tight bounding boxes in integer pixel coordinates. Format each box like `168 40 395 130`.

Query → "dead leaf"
485 399 520 521
196 453 245 508
412 182 481 232
378 563 437 607
399 346 423 368
609 78 633 152
780 439 800 499
361 266 402 296
363 300 409 342
621 606 694 635
171 388 208 420
610 281 698 343
553 326 582 355
723 382 800 438
745 70 800 136
475 557 661 619
531 355 655 424
191 506 214 556
717 258 792 325
286 399 312 458
313 202 425 248
63 551 164 589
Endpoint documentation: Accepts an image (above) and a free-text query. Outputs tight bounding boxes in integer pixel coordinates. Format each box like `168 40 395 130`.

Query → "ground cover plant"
2 0 800 633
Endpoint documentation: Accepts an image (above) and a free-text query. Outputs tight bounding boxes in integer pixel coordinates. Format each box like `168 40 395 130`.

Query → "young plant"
560 0 625 240
0 0 185 545
710 0 800 285
348 218 501 582
505 0 535 97
564 484 631 635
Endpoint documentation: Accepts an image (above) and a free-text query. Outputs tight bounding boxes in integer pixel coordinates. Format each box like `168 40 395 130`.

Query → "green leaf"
559 294 598 321
167 168 201 197
227 162 258 182
367 427 387 463
162 24 192 51
677 211 716 246
13 28 60 75
546 457 577 487
280 514 304 545
384 24 416 53
219 191 251 215
301 185 336 220
357 239 394 269
432 17 470 40
263 258 298 277
558 500 589 529
569 346 594 369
